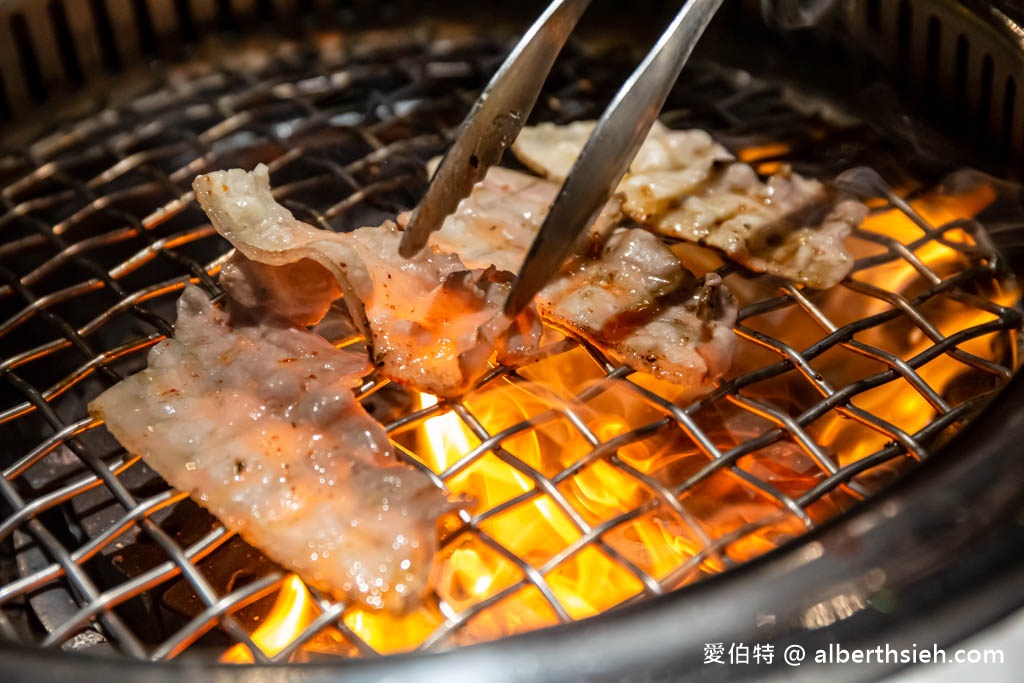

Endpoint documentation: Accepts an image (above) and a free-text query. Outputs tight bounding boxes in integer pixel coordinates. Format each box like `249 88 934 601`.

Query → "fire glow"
221 181 1018 663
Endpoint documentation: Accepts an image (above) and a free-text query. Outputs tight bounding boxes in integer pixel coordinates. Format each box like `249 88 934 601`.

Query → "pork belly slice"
193 164 541 397
424 166 737 387
512 120 733 223
513 120 868 289
89 286 446 611
218 252 342 327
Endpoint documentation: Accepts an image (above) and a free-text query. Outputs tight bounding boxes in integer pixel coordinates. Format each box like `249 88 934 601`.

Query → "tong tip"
504 283 533 318
397 217 426 258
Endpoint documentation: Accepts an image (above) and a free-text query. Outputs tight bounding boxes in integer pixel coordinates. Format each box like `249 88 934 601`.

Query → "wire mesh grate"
0 28 1020 661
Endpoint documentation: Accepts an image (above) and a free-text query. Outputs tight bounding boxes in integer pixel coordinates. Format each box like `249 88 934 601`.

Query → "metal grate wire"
0 28 1019 661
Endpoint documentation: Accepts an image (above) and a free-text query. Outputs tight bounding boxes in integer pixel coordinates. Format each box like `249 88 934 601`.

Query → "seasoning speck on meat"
424 166 737 387
513 120 868 289
193 164 541 397
542 229 736 386
89 286 447 611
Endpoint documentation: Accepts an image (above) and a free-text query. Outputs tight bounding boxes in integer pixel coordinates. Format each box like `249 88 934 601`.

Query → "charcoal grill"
0 1 1023 681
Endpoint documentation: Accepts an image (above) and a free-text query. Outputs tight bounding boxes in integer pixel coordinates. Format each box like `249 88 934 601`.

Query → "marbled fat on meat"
426 166 737 388
513 120 867 289
193 165 541 397
89 286 446 611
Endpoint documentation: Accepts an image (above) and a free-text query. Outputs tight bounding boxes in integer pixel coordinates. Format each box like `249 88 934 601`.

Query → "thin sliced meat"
513 120 867 289
419 162 624 274
89 286 446 611
194 164 541 397
542 230 736 385
424 166 737 387
218 252 342 326
514 120 733 223
652 164 868 290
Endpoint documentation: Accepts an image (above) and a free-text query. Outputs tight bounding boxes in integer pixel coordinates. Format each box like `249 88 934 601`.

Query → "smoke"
760 0 843 30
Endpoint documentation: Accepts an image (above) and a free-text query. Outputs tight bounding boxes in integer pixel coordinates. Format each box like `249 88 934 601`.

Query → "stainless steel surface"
506 0 724 315
763 0 1024 174
399 0 591 257
851 0 1023 150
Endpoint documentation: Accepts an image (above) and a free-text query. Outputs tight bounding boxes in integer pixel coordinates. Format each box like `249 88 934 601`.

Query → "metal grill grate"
0 28 1019 662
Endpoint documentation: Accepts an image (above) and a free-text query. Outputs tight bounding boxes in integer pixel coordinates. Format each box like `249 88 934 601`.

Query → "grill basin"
0 1 1023 680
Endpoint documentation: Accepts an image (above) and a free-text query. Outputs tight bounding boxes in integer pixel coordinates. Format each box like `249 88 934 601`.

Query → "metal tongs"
398 0 725 315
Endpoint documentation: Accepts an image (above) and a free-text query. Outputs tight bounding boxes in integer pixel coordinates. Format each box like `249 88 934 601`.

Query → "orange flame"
221 179 1016 660
221 575 318 663
810 183 1018 467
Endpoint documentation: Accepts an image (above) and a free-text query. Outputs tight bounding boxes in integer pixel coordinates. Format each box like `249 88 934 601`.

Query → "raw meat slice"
90 286 447 611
